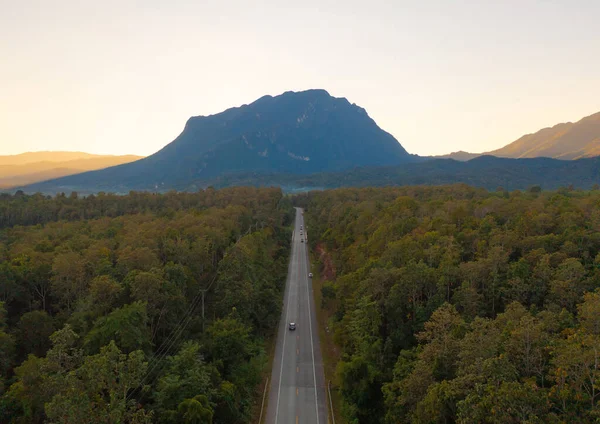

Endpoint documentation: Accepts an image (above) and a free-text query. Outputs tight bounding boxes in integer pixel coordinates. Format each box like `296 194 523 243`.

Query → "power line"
125 224 254 404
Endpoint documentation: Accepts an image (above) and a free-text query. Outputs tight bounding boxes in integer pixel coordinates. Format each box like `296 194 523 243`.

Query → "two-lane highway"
265 208 327 424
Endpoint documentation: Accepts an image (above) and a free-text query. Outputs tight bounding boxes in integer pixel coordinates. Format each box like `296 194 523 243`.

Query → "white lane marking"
301 214 321 424
275 213 300 424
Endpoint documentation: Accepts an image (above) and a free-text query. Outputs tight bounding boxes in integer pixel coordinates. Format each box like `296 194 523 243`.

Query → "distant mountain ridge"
0 151 135 165
0 153 143 189
15 93 600 195
489 111 600 159
20 89 414 193
432 151 481 161
439 111 600 161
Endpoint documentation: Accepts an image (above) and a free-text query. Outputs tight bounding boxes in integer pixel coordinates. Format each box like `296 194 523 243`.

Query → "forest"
299 185 600 423
183 156 600 193
5 183 600 423
0 187 294 423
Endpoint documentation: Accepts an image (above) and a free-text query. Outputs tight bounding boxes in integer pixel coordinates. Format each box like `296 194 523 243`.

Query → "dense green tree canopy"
302 185 600 423
0 188 292 423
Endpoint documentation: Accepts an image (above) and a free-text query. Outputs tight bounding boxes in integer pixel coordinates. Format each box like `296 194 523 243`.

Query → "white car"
309 273 313 278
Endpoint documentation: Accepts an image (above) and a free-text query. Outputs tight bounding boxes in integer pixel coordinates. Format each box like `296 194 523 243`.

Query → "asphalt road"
265 207 328 424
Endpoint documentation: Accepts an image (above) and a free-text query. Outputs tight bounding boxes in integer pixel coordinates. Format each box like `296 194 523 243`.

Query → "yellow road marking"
296 366 299 373
296 388 299 396
296 416 299 424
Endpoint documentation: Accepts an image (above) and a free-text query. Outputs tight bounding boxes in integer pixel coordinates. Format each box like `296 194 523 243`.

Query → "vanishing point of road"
265 207 328 424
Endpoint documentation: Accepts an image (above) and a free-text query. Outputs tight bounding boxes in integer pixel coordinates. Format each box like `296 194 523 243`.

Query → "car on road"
309 272 313 278
289 322 296 330
301 239 304 243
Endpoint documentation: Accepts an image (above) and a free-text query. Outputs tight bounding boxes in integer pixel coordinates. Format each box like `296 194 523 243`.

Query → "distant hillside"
0 151 122 165
432 151 481 161
0 153 143 189
440 111 600 161
489 111 600 159
20 89 414 193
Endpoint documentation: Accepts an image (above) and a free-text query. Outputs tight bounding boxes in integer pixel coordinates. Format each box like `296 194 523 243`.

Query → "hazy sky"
1 0 599 157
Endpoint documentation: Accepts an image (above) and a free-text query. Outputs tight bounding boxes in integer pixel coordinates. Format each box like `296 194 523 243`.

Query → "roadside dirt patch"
315 243 336 281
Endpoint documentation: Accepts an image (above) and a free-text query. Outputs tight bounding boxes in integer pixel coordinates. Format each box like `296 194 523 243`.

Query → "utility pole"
200 289 207 332
198 225 249 332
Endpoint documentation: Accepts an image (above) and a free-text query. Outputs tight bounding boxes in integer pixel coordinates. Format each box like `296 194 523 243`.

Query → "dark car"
289 322 296 330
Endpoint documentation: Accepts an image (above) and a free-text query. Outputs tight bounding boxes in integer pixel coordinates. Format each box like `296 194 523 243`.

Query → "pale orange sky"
1 0 599 157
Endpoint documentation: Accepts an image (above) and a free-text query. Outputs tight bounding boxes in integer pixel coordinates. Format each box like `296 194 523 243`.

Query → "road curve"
265 207 328 424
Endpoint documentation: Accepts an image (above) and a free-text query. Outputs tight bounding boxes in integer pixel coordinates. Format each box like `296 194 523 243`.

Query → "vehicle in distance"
301 239 304 243
289 322 296 330
309 272 313 278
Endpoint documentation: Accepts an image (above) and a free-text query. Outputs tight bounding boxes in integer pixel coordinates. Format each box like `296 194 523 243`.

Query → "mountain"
440 111 600 161
0 151 118 165
199 156 600 192
0 153 143 189
489 111 600 159
20 90 413 193
432 151 481 161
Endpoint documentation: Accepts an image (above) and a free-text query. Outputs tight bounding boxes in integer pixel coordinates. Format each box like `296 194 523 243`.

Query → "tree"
550 330 600 415
45 341 148 424
578 289 600 335
457 381 549 423
417 303 465 381
117 246 160 276
51 252 88 311
88 275 122 316
84 302 150 354
129 270 185 342
548 258 587 311
16 310 54 358
338 354 384 423
505 313 550 385
205 316 254 378
6 325 82 423
0 302 14 377
154 342 216 420
177 395 213 424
